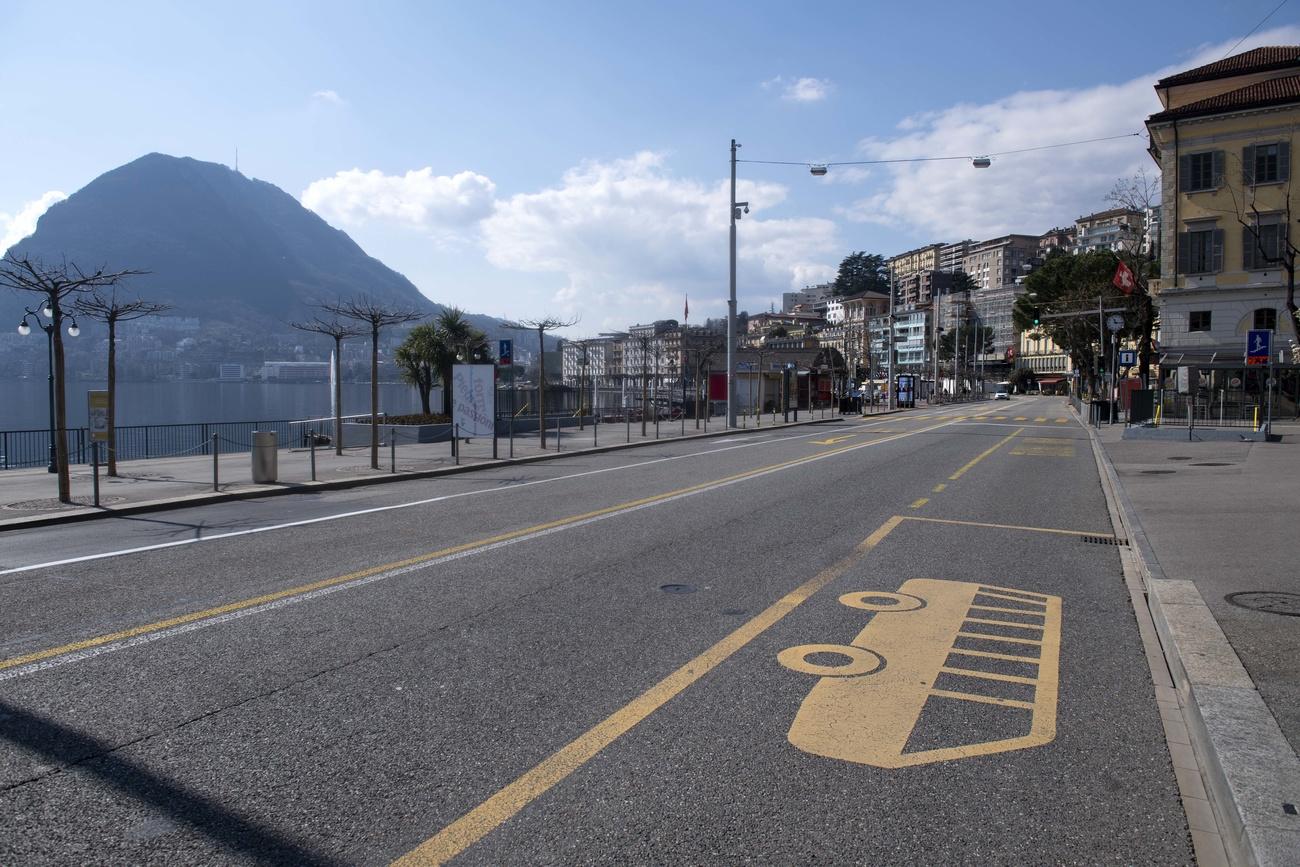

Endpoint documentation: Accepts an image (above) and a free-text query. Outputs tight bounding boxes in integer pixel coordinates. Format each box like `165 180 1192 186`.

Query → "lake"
0 379 433 430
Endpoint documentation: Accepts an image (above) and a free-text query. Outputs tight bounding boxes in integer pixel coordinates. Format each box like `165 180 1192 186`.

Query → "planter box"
341 421 452 447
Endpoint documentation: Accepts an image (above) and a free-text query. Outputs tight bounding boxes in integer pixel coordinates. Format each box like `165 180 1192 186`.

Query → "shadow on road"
0 701 339 865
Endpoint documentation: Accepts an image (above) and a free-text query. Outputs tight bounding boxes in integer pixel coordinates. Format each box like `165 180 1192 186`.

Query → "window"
1180 150 1223 192
1189 310 1212 332
1243 142 1290 185
1178 226 1223 274
1242 219 1287 270
1254 308 1277 331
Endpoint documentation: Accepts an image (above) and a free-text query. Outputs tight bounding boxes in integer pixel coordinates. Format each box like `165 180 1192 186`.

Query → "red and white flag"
1112 260 1136 295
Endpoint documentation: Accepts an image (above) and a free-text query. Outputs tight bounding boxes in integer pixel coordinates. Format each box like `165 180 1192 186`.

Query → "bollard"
594 417 599 447
626 411 631 443
492 419 498 460
556 417 561 452
454 424 460 465
508 413 514 459
91 441 101 507
212 433 219 491
655 413 659 439
390 426 396 473
309 431 317 481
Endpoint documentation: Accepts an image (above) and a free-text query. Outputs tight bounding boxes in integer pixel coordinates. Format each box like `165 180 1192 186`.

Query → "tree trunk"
53 306 71 502
369 327 379 470
419 374 431 415
107 316 118 476
440 363 453 416
1286 261 1298 350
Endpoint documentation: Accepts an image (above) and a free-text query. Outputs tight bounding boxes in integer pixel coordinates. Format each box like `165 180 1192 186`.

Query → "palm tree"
434 307 488 416
395 323 444 415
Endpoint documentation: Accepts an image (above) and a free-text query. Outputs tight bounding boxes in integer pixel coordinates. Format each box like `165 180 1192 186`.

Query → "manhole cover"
1140 470 1176 475
659 583 696 594
2 496 127 511
1167 456 1193 461
1191 462 1233 467
1226 591 1300 617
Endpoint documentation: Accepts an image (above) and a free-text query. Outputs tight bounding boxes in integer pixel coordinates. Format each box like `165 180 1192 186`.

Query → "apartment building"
939 240 973 273
1073 208 1145 254
782 283 835 314
1038 227 1076 254
889 243 945 306
1146 45 1300 369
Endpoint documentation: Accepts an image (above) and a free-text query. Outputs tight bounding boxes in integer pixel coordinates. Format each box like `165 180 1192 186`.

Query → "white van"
994 381 1011 400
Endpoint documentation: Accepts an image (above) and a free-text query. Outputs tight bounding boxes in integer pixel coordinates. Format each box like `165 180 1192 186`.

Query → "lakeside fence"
0 414 377 470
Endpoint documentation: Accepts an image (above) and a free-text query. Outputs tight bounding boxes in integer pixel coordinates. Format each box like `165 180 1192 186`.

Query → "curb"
1 411 901 533
1080 411 1300 866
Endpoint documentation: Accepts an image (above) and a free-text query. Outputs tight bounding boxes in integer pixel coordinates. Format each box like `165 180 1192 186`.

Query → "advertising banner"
452 364 496 437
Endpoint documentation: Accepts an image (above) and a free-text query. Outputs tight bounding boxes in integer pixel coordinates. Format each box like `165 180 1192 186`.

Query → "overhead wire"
737 132 1144 168
1220 0 1289 60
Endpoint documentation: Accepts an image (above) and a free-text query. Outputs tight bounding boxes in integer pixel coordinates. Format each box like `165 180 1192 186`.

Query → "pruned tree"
1224 149 1300 345
321 298 424 469
75 288 169 475
1104 169 1161 382
505 315 578 447
1 254 146 502
290 314 366 455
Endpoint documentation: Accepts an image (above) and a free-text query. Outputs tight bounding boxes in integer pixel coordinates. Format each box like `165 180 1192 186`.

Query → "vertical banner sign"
498 339 513 367
452 364 496 437
1245 329 1272 366
87 390 110 442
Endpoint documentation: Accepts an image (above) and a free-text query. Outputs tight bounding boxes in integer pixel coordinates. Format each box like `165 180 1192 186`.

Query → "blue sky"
3 0 1299 335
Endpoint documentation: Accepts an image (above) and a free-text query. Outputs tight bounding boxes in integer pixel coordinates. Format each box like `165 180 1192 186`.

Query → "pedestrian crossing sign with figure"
1246 329 1272 366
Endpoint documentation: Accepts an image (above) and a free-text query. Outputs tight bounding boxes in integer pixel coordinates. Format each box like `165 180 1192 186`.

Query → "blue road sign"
1118 350 1137 367
498 339 513 366
1246 329 1272 366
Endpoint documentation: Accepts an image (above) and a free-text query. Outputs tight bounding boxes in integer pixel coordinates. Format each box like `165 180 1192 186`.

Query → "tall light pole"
886 266 896 411
19 305 79 472
728 138 748 429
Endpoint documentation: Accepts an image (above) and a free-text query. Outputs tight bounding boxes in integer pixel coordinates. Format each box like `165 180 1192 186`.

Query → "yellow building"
1146 46 1300 372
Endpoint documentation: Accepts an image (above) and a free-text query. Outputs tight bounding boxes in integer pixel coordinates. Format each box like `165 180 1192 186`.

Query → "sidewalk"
0 408 869 530
1090 417 1300 864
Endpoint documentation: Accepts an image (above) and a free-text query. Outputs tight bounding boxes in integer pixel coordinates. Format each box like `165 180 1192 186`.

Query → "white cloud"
480 152 836 330
762 76 832 103
845 25 1300 239
311 89 344 105
301 168 496 233
0 190 67 255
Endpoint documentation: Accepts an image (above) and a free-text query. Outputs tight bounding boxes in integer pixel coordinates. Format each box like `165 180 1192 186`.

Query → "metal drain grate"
1080 535 1125 546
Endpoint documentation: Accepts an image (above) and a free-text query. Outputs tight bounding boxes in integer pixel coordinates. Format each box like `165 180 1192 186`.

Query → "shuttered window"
1254 308 1278 331
1178 228 1223 274
1244 142 1290 185
1242 220 1286 270
1180 150 1223 192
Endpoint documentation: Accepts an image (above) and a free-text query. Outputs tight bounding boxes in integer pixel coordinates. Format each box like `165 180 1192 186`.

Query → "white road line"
0 418 958 680
0 416 912 576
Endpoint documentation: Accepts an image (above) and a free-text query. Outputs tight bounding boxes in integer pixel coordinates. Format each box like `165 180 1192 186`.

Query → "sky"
3 0 1299 337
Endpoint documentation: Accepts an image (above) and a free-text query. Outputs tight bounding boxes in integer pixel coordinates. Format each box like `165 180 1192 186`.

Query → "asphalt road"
0 397 1194 865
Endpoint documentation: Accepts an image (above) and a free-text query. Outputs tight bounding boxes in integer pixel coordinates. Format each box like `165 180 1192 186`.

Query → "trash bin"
251 430 278 483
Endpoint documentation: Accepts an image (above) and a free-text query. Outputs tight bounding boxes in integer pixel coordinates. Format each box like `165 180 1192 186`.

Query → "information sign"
497 339 513 366
1246 329 1272 366
1118 349 1137 367
87 390 110 442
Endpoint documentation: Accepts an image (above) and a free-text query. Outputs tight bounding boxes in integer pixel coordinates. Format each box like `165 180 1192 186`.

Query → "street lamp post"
19 304 79 473
728 139 749 430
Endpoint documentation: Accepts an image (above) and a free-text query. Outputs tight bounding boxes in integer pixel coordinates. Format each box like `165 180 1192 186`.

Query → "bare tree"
504 315 578 448
320 298 424 469
291 314 366 456
1224 151 1300 344
74 288 169 476
1 254 145 501
1103 171 1161 384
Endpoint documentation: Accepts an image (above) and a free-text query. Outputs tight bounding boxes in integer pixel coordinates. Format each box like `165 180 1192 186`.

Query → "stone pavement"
0 407 874 530
1092 417 1300 864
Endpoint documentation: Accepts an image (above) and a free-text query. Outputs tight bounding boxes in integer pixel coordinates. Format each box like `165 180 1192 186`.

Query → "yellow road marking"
947 428 1023 481
1014 416 1028 421
1034 417 1047 422
810 434 857 445
1011 437 1075 458
391 516 907 866
902 516 1110 538
1 420 964 677
932 483 946 493
1055 418 1068 423
780 577 1061 768
909 498 929 509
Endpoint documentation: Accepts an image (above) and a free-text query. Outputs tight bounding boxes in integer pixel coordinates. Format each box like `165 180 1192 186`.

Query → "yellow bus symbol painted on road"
778 578 1061 768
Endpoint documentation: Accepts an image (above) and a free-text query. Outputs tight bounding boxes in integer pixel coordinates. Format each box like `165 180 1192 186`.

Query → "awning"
1036 376 1065 385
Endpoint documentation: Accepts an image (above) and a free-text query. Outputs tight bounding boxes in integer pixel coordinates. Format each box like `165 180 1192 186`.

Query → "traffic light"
1032 307 1040 327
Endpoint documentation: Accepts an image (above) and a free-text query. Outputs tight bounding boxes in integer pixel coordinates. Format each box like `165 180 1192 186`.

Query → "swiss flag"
1112 260 1136 295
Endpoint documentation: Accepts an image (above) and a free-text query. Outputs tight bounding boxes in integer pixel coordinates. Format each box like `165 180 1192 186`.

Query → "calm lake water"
0 379 430 430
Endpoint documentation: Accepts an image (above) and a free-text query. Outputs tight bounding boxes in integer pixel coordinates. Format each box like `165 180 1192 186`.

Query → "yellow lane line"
901 515 1113 538
947 428 1024 481
931 483 946 493
2 420 961 676
909 498 929 509
390 516 908 867
930 688 1033 710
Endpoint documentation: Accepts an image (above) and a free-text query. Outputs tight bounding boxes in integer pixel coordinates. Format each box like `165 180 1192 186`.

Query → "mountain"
10 153 516 342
